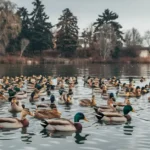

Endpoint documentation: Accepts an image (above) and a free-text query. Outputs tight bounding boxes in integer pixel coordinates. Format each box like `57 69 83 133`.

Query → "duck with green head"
123 100 134 121
94 99 134 124
41 112 88 132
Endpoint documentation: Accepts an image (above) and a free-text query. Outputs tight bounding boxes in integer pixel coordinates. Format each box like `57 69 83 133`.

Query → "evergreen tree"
56 8 79 57
29 0 53 53
16 0 53 55
17 7 31 39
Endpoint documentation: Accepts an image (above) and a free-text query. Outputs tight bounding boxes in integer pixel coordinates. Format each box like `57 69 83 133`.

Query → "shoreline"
0 56 150 64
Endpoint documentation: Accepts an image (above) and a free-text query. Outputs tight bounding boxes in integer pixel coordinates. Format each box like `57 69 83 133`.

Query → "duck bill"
84 117 89 122
11 99 17 104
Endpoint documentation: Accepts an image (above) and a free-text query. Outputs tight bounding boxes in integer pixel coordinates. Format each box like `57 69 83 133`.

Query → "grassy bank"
92 57 150 64
0 56 150 64
0 56 40 65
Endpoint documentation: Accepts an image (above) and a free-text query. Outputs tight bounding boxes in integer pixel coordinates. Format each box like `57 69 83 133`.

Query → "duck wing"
80 99 91 106
80 99 90 103
35 109 61 119
41 118 76 131
0 118 18 123
0 118 23 129
36 104 49 108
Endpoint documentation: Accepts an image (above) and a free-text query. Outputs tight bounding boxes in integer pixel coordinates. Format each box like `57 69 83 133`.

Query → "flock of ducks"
0 75 149 132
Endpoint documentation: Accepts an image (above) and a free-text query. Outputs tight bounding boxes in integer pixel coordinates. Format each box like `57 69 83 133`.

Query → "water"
0 63 150 150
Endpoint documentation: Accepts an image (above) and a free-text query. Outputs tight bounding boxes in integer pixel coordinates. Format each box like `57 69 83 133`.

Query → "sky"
10 0 150 35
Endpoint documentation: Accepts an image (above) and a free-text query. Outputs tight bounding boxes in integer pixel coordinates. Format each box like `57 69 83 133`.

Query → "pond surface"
0 63 150 150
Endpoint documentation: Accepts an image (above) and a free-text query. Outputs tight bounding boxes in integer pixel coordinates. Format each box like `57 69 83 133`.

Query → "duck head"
21 105 34 120
50 94 55 103
91 95 96 106
109 93 114 99
74 112 88 122
123 100 134 116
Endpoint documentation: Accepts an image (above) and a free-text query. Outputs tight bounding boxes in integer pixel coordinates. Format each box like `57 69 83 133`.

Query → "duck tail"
41 120 48 128
93 106 104 120
93 106 99 113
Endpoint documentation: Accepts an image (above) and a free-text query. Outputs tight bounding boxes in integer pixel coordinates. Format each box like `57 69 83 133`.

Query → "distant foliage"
56 8 79 57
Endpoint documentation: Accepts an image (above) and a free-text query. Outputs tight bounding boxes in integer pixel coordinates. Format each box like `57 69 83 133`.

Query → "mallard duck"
79 95 96 107
140 77 146 82
29 90 39 102
94 100 134 124
9 98 23 113
0 105 33 129
41 112 88 132
0 92 7 101
58 94 74 105
96 105 115 112
15 91 27 99
36 96 57 109
34 108 61 120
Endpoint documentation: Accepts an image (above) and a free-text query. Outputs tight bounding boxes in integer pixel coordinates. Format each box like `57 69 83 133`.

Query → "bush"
119 46 141 57
76 48 93 58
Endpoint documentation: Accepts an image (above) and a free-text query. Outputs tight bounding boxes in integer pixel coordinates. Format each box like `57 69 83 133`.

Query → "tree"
20 38 29 57
124 28 143 47
81 23 94 49
144 30 150 48
93 9 124 60
56 8 79 57
16 0 53 55
29 0 53 53
17 7 32 39
0 0 21 54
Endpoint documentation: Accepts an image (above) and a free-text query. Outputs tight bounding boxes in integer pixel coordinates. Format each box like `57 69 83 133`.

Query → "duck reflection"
64 105 71 110
21 127 35 143
40 129 74 138
40 129 89 142
74 132 89 144
123 125 134 135
11 113 17 118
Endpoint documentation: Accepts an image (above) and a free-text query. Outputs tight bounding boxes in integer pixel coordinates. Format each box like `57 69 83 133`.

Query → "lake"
0 63 150 150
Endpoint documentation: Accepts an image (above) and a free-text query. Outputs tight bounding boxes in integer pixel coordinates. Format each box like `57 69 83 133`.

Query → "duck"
0 105 33 129
29 90 39 102
0 92 7 101
140 77 146 82
8 97 23 113
15 91 27 99
94 100 134 125
58 94 74 105
36 95 57 109
34 108 61 120
41 112 88 132
79 95 96 107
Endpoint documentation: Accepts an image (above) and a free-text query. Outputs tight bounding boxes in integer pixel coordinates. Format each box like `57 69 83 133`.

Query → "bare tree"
124 28 143 47
93 9 123 60
51 27 57 49
95 24 118 60
144 30 150 48
20 38 29 57
0 0 21 54
81 23 95 49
